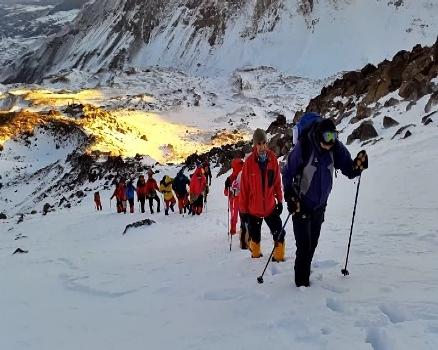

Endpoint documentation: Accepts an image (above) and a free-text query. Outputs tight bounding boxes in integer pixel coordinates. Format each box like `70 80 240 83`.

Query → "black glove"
240 212 248 224
353 150 368 175
225 177 231 189
286 197 301 215
283 189 301 215
284 189 300 215
276 201 283 215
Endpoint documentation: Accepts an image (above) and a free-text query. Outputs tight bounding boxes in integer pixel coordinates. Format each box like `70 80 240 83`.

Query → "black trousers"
239 212 248 233
193 194 203 207
147 195 160 213
247 208 283 244
138 196 146 213
292 205 326 285
239 211 249 247
205 171 212 186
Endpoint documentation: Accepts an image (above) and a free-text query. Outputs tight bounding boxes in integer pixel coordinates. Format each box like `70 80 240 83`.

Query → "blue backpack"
293 112 322 145
292 112 338 192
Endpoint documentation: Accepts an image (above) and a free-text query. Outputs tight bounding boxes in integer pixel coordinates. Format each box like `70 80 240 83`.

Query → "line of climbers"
107 160 210 216
99 112 369 288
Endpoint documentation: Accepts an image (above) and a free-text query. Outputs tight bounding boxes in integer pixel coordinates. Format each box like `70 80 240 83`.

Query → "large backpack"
292 112 322 146
293 112 323 167
292 113 337 194
173 174 189 195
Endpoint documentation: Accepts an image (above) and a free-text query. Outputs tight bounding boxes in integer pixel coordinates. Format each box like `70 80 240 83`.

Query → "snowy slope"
2 0 438 83
136 0 438 78
1 105 438 349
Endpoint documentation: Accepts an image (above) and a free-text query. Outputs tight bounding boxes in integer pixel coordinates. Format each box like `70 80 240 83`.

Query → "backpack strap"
297 123 316 176
293 127 337 197
294 135 312 195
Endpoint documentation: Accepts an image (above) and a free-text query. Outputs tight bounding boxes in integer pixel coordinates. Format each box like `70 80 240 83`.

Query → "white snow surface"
1 66 438 349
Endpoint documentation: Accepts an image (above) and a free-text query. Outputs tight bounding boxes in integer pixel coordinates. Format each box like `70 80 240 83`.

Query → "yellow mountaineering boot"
250 241 263 258
272 241 285 262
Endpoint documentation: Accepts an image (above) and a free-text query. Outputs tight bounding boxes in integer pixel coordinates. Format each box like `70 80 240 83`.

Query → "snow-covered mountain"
1 1 438 347
1 0 438 84
0 0 89 69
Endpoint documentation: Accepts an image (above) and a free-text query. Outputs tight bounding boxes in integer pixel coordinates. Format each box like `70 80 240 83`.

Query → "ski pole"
229 193 236 252
341 175 362 276
257 212 291 284
227 187 231 250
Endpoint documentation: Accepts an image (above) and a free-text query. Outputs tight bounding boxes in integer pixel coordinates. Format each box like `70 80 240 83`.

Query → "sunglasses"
322 131 337 144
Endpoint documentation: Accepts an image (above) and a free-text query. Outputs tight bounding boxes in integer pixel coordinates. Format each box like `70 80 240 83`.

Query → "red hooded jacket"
190 167 207 196
224 158 244 204
239 148 283 218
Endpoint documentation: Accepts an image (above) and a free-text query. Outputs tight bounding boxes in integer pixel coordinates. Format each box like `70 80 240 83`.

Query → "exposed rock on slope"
0 109 90 148
302 40 438 120
294 40 438 144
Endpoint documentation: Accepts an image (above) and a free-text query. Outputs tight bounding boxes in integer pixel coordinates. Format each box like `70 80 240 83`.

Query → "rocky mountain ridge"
1 0 437 84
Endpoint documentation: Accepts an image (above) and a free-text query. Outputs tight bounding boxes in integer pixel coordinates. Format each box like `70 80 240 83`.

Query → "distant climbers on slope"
136 174 148 213
202 158 212 186
159 175 176 215
172 169 191 214
144 170 161 214
189 163 207 216
94 191 102 211
224 157 249 249
126 180 136 213
110 177 128 213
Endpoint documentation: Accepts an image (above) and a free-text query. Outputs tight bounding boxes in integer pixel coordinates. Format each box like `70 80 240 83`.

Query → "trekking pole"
257 213 291 284
204 193 207 212
341 175 362 276
229 193 236 252
227 188 230 246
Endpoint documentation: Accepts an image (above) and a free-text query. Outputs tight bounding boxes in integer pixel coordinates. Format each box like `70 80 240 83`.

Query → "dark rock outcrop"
383 116 399 129
302 41 438 125
347 121 378 145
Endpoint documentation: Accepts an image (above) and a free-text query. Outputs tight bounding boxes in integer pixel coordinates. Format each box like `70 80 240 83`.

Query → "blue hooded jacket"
172 172 190 196
282 130 356 210
126 183 136 199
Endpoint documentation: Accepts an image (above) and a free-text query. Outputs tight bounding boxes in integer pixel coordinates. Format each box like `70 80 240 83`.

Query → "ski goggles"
322 130 337 144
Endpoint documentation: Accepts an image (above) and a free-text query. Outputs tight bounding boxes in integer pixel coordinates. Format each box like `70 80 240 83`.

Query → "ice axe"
257 213 291 284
